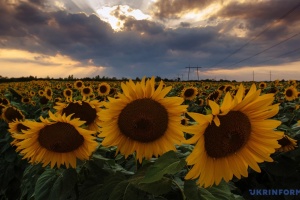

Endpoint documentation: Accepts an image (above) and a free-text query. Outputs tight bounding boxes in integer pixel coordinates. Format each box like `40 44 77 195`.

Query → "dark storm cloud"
214 0 300 39
1 0 300 79
15 2 50 25
122 18 164 35
151 0 219 19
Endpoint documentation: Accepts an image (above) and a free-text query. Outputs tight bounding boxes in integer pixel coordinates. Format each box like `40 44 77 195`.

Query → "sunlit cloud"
0 49 106 78
96 5 151 31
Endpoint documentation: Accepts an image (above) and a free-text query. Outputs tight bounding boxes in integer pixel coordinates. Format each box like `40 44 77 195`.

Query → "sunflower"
44 87 53 100
181 115 189 126
81 86 93 100
63 88 73 102
39 96 49 105
38 90 44 96
198 99 204 106
74 80 84 89
0 98 10 106
54 100 103 133
274 79 280 86
276 135 298 152
8 119 30 146
108 88 117 97
98 77 188 162
8 119 30 135
2 106 25 123
12 112 98 168
182 87 198 100
56 84 62 90
259 82 267 89
98 82 111 96
284 86 298 101
267 86 278 94
206 90 222 104
184 83 283 187
224 85 233 92
21 97 31 104
29 91 36 97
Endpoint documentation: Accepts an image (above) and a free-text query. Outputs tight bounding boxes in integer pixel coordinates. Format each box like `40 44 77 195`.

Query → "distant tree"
155 76 162 82
135 77 141 81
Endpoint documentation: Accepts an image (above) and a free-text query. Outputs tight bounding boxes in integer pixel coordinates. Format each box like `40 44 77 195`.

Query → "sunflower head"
259 82 267 89
184 83 283 187
2 106 25 123
0 98 10 106
39 96 49 105
182 87 198 100
276 135 298 152
38 90 44 96
206 90 221 103
63 88 73 101
21 97 31 104
99 77 188 162
98 82 111 96
284 86 297 101
8 119 30 134
44 87 53 100
12 112 98 168
74 80 84 89
54 100 103 132
81 86 93 100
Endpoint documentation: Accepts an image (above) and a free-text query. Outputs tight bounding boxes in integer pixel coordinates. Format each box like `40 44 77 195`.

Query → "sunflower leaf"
109 180 148 200
79 172 126 200
35 168 77 200
129 165 173 196
34 169 58 200
184 180 238 200
140 150 186 183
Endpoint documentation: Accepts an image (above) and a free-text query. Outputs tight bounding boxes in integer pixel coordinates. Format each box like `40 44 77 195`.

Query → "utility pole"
185 65 202 81
253 71 254 82
270 71 271 81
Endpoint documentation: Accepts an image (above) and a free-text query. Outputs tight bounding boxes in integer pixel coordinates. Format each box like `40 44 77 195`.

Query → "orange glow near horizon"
0 49 106 78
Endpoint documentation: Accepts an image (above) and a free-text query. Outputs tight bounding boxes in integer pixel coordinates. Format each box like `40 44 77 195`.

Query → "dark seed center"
17 123 29 133
100 85 108 93
38 122 84 153
208 91 220 101
184 88 195 97
286 89 293 97
62 102 97 125
46 89 52 97
278 136 291 146
4 107 24 122
204 111 251 158
83 88 91 94
118 98 169 143
65 90 72 96
76 82 83 88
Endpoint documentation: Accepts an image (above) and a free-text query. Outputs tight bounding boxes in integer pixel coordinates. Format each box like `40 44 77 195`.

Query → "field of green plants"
0 78 299 200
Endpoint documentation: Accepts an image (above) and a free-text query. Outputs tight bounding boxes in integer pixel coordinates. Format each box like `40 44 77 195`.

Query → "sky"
0 0 300 81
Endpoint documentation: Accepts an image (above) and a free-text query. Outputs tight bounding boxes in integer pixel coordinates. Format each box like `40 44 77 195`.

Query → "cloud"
151 0 217 19
1 0 300 80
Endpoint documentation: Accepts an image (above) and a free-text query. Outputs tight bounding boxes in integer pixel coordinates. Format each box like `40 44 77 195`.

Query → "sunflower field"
0 77 300 200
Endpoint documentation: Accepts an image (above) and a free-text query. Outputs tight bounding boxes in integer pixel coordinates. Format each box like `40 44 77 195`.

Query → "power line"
208 1 300 68
252 46 300 66
224 32 300 68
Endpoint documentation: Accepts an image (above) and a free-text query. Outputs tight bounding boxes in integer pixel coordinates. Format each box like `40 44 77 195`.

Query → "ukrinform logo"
249 189 300 196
